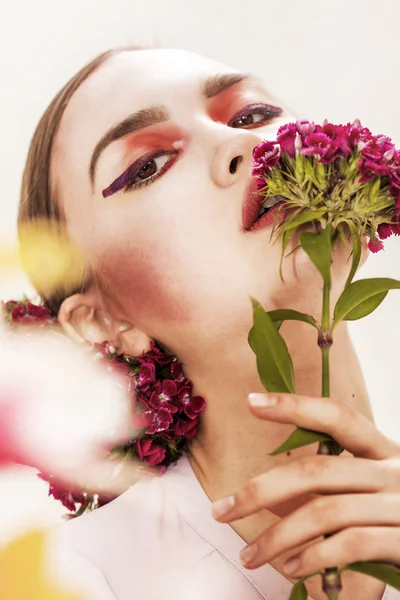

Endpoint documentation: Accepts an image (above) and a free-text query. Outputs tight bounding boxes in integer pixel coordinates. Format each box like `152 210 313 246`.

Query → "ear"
58 290 152 355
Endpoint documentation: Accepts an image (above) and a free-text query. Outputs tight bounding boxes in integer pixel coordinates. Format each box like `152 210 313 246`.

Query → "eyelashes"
102 149 178 198
102 102 283 198
228 103 283 128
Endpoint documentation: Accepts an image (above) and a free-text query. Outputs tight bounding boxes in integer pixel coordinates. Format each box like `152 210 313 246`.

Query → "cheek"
106 251 191 324
91 226 196 327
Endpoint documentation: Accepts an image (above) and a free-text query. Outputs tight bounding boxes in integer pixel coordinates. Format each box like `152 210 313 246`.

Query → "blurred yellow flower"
0 531 82 600
18 220 85 297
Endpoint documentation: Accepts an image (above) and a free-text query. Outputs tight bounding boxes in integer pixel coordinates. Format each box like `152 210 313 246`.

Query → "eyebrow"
89 72 254 186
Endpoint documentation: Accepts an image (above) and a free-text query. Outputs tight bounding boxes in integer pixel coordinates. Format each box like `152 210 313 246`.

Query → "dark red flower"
137 342 175 366
173 417 199 440
170 362 186 382
148 380 179 413
39 473 87 512
135 438 166 466
145 407 173 434
138 362 156 391
10 302 53 326
178 382 206 419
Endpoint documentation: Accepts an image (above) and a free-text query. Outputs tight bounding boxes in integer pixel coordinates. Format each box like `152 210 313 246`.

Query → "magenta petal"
368 237 384 253
162 379 178 397
183 405 197 419
190 396 206 413
377 223 393 240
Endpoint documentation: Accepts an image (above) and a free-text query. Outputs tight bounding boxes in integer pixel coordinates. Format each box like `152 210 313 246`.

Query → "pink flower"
347 121 373 146
389 166 400 191
302 133 333 159
368 237 385 253
392 209 400 235
138 362 156 391
358 159 390 183
296 120 316 138
178 382 206 419
276 123 297 157
361 140 386 162
320 123 352 158
135 438 166 466
253 141 281 170
377 222 393 240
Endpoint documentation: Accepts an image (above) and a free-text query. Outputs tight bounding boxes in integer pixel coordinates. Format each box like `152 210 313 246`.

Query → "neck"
184 320 373 507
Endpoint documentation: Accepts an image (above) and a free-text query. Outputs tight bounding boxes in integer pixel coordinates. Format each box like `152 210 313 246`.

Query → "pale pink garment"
48 454 400 600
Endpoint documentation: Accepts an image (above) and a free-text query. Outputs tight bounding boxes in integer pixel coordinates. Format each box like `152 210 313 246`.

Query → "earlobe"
58 292 152 355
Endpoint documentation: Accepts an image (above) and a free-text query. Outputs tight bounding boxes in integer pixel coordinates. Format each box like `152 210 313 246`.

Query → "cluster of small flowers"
95 339 205 468
252 119 400 251
3 300 206 513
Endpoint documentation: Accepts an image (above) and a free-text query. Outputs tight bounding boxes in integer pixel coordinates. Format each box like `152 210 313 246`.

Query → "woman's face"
52 49 364 353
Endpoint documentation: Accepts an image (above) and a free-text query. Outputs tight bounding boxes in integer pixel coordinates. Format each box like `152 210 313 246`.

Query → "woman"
19 46 400 600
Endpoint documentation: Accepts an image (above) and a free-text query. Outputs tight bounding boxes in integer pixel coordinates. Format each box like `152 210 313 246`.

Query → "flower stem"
317 241 343 599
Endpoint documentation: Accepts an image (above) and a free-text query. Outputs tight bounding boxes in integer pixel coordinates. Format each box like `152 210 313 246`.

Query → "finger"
239 493 400 569
248 392 400 460
212 455 400 522
281 526 400 579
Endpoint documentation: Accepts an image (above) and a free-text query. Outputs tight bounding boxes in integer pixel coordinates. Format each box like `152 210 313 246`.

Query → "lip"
242 178 289 232
242 178 265 230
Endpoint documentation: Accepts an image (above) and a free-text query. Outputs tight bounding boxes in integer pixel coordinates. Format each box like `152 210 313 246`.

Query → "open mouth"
242 178 285 231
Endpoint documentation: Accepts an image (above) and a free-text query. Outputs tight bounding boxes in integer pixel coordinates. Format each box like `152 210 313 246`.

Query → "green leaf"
248 300 295 394
282 208 327 233
333 278 400 326
267 309 319 330
269 427 333 456
345 562 400 591
299 225 332 286
345 223 362 288
288 580 308 600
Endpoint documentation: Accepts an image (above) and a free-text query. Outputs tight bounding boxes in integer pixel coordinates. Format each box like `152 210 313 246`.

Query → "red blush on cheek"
101 251 193 326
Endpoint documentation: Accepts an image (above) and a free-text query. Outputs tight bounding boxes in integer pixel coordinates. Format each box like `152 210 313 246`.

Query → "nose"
210 131 263 188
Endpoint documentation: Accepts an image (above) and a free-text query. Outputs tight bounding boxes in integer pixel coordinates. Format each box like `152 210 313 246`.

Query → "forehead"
58 49 242 144
52 49 244 190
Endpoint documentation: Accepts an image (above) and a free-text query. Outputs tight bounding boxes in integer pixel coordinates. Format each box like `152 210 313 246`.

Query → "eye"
102 150 178 198
228 103 283 129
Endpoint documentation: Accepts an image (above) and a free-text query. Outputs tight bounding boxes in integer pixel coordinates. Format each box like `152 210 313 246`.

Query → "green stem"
317 240 343 599
321 344 330 398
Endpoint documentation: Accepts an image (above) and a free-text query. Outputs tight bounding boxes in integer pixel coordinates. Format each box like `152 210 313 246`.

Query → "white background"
0 0 399 540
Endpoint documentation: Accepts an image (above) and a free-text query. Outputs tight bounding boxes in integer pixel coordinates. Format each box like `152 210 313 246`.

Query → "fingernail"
212 495 235 519
240 544 258 566
284 556 301 575
248 393 278 408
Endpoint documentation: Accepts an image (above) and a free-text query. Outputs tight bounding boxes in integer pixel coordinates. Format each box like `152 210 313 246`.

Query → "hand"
211 392 400 578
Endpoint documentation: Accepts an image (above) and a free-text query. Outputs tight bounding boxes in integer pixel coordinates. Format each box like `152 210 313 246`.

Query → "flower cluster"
3 300 205 515
252 119 400 253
